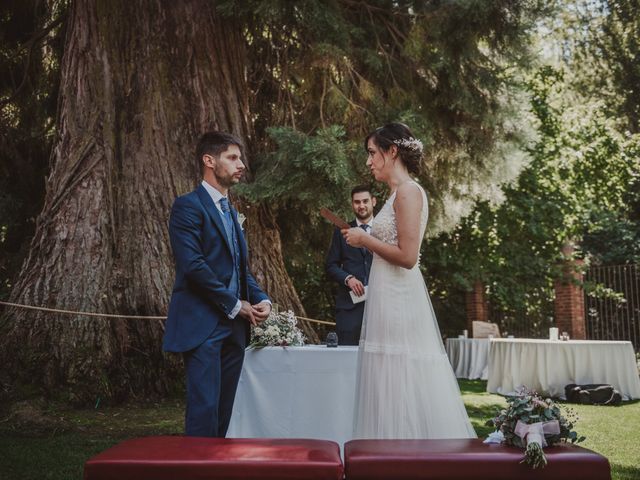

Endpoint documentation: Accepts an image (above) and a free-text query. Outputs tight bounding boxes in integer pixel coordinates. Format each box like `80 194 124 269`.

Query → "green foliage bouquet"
487 387 585 469
249 309 305 348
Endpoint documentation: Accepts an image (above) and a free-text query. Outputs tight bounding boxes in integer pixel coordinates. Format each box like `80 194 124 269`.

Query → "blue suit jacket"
163 184 269 353
325 220 373 312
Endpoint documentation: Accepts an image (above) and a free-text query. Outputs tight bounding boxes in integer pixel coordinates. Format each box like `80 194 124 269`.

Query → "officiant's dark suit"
326 186 375 345
163 131 270 438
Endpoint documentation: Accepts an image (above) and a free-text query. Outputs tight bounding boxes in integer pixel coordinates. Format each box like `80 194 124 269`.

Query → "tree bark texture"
1 0 313 404
236 200 317 341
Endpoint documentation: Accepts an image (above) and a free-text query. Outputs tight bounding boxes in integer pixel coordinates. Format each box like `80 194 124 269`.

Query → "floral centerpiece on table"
249 309 305 348
486 386 585 469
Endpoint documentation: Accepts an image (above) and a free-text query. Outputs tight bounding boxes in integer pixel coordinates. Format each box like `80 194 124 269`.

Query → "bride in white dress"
342 123 476 439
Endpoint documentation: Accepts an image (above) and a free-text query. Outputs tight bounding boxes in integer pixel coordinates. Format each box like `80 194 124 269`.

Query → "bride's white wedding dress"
354 181 476 439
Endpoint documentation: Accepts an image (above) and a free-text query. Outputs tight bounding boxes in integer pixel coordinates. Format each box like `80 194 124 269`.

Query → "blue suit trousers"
183 317 246 437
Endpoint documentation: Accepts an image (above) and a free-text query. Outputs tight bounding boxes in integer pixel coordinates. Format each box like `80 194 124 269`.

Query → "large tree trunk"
1 0 314 404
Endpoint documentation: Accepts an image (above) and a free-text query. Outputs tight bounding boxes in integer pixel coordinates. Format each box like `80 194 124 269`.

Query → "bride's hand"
342 227 366 248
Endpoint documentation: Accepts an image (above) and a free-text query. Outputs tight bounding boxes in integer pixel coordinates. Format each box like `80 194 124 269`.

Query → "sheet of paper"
349 286 368 304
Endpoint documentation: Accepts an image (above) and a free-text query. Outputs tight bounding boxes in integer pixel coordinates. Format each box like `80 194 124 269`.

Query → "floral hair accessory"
392 137 423 153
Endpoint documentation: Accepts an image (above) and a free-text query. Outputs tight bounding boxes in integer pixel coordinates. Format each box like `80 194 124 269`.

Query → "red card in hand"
320 207 350 230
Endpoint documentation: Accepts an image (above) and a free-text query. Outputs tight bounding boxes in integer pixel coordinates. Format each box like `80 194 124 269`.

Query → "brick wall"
465 280 487 336
554 259 586 339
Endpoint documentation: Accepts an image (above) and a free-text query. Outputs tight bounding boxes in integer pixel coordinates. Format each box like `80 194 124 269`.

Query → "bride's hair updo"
364 123 424 175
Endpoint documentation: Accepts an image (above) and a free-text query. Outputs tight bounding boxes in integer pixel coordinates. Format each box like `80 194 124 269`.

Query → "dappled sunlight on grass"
458 379 507 438
0 398 186 480
560 399 640 480
0 382 638 480
65 401 184 436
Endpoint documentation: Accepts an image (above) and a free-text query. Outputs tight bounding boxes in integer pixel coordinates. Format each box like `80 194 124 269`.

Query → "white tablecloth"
487 338 640 400
227 345 358 445
445 338 489 380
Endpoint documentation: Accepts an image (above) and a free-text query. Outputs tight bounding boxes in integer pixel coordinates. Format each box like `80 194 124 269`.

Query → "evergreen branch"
338 0 415 18
0 14 66 108
364 3 398 88
319 75 327 128
329 79 372 117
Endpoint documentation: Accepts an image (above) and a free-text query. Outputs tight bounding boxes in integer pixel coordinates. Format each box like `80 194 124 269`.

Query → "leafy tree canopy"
222 0 553 229
426 64 640 334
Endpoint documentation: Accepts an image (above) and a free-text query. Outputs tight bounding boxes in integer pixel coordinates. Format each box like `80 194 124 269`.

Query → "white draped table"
227 345 358 446
487 338 640 400
445 338 490 380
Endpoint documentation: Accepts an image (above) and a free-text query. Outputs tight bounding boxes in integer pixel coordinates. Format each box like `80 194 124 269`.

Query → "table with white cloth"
487 338 640 400
227 345 358 446
445 338 489 380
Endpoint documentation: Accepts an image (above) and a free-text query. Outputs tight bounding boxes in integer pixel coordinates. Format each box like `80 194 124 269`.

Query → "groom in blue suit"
163 131 271 437
326 186 375 345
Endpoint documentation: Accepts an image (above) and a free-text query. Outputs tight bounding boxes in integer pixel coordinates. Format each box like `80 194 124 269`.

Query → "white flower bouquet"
249 309 305 348
487 386 585 469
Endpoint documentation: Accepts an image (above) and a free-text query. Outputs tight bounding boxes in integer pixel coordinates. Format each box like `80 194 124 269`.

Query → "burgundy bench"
344 439 611 480
83 436 344 480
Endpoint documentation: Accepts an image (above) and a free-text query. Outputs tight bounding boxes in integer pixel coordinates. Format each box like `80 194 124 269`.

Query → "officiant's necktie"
219 197 240 296
359 223 371 256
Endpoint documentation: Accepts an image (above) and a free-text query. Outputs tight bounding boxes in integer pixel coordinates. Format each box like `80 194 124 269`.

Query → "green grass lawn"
1 381 638 479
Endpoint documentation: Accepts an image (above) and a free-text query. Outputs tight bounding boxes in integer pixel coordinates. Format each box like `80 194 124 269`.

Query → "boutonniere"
237 213 246 230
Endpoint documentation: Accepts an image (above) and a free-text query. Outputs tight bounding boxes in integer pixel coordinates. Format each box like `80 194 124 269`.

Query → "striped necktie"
219 197 234 243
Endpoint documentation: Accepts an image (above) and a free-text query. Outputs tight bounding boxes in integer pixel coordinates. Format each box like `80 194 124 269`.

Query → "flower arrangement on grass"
249 309 305 348
487 386 585 469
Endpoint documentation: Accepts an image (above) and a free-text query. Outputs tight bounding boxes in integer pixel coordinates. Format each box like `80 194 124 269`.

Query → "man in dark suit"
326 185 376 345
163 131 271 437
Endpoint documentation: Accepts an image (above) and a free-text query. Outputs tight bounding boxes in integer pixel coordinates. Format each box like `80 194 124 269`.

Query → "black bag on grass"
564 383 622 405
